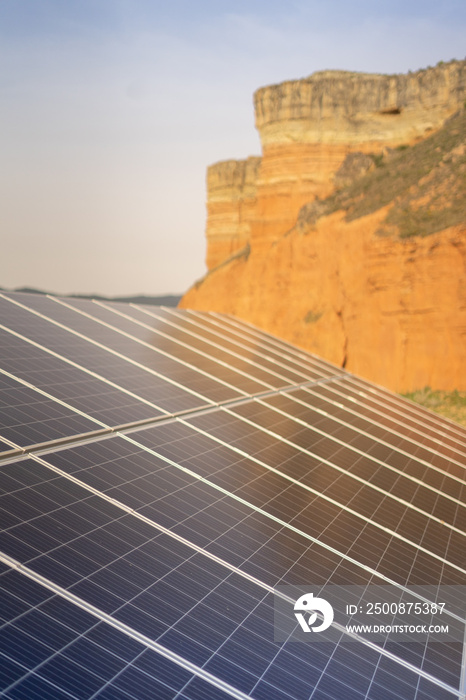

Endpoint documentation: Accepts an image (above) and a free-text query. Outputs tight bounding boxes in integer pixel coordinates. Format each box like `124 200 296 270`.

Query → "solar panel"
1 291 465 699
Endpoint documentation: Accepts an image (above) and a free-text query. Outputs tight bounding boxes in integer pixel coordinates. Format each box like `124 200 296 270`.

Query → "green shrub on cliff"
301 108 465 239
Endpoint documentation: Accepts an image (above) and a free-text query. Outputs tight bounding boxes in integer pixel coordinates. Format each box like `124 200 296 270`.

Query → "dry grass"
402 388 466 427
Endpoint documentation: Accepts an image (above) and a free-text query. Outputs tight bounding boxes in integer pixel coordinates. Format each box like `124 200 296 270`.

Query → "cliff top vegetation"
296 106 466 239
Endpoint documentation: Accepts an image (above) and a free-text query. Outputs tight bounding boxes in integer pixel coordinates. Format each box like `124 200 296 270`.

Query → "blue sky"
1 1 465 296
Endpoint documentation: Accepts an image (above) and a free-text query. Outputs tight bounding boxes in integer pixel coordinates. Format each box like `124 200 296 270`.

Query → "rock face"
254 65 466 147
181 60 466 392
205 157 261 269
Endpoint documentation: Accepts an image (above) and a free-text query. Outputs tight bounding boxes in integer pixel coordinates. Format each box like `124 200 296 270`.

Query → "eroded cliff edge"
181 60 466 393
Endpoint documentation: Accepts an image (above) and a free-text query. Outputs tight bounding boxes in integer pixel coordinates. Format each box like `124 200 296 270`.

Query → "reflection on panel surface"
1 292 465 699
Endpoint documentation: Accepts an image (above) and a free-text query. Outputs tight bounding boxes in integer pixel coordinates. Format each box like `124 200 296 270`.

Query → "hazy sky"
2 1 465 297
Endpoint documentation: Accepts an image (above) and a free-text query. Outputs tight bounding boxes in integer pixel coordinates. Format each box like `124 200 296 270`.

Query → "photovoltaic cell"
0 566 225 700
1 453 460 699
336 374 466 448
0 292 465 699
0 458 388 698
229 395 466 512
58 296 295 391
204 310 343 379
301 380 466 461
0 371 103 448
125 420 466 584
0 295 235 409
2 293 269 398
119 303 310 386
0 328 164 426
167 308 341 383
31 432 462 683
182 405 465 531
284 385 466 475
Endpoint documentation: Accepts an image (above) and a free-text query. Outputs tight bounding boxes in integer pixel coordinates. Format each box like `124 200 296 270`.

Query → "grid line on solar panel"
0 368 111 448
167 307 340 385
45 426 466 600
2 559 459 700
2 382 462 596
248 394 466 499
206 311 466 445
0 559 252 700
0 367 348 463
348 372 466 433
334 376 466 447
293 386 466 472
203 404 466 536
176 425 465 565
98 299 310 389
12 442 466 624
1 294 464 696
2 450 335 600
1 442 462 696
0 294 244 403
3 293 270 400
223 397 466 510
0 303 350 457
42 294 278 396
6 423 463 611
127 304 312 386
226 326 465 453
86 299 295 392
121 422 466 592
0 307 234 416
308 378 466 459
126 422 466 579
298 381 466 466
0 322 181 416
212 309 466 468
0 327 175 428
207 311 342 376
1 479 462 700
14 454 466 696
178 309 338 379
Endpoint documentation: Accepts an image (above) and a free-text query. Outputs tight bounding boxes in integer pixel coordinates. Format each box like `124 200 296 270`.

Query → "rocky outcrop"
254 64 466 147
205 157 261 269
182 212 466 392
203 61 466 264
182 60 466 392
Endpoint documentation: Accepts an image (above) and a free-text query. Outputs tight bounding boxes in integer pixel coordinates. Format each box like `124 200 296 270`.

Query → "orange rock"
181 214 466 392
205 157 260 269
181 61 466 392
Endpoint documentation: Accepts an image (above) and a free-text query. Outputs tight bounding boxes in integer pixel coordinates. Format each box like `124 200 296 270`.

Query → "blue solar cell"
0 656 28 692
1 294 464 699
5 674 73 700
0 568 207 700
179 678 239 700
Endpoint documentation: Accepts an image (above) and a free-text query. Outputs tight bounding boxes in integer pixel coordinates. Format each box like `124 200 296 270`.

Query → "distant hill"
1 287 181 307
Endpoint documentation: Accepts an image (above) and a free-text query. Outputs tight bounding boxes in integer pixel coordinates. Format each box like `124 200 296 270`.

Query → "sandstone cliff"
205 157 261 270
181 60 466 393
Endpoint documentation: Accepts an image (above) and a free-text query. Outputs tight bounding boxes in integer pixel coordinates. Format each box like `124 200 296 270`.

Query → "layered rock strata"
206 61 466 265
182 60 466 392
249 63 466 251
205 157 261 270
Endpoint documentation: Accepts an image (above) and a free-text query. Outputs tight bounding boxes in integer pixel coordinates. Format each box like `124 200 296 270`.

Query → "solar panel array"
0 290 465 700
